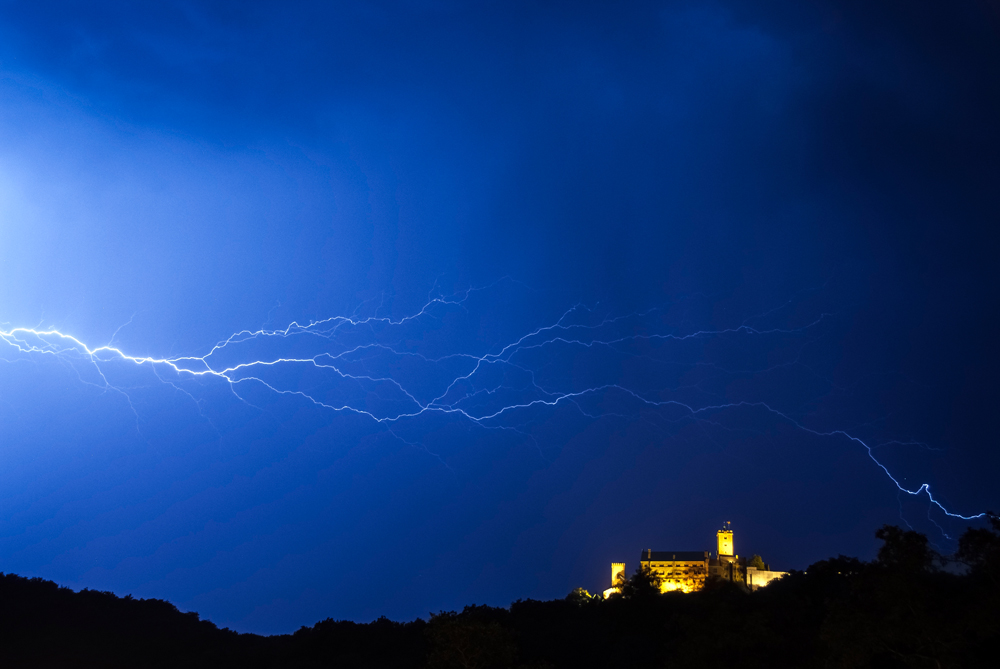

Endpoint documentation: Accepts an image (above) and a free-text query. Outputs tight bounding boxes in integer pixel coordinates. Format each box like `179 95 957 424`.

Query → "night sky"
1 0 998 634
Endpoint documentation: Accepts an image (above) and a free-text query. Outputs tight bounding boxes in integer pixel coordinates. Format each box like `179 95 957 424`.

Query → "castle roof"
640 550 708 562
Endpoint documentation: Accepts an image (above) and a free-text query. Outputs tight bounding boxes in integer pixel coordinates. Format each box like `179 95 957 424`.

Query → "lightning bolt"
0 282 985 534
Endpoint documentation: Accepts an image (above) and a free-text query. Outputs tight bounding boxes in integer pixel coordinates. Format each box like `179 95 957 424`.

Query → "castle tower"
717 522 734 557
611 562 626 587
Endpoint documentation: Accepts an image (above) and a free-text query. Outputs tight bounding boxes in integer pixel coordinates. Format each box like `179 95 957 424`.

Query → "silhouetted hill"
0 574 425 668
0 573 265 667
2 519 998 667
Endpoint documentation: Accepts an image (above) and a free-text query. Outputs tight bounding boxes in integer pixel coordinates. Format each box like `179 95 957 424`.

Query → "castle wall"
746 568 787 590
640 555 709 594
603 562 627 598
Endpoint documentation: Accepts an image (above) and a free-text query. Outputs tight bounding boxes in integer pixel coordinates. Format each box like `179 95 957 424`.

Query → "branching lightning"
0 283 985 533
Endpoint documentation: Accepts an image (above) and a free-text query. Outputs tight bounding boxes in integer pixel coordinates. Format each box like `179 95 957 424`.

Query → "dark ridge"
2 517 998 668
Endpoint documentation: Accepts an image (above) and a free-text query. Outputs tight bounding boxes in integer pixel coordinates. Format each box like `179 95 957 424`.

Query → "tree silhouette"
564 588 593 605
616 564 663 599
874 524 935 573
425 608 517 669
956 511 1000 587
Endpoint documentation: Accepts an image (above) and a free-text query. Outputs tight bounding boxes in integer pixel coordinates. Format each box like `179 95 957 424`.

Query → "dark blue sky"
1 0 998 633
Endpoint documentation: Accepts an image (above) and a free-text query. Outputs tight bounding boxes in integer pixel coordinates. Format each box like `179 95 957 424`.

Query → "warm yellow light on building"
611 562 625 586
603 522 787 595
717 523 734 557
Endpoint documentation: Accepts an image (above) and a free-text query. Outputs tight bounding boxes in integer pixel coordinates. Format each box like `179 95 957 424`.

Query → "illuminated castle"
603 522 787 596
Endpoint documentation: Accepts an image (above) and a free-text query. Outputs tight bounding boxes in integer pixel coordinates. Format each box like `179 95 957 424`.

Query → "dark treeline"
1 517 998 668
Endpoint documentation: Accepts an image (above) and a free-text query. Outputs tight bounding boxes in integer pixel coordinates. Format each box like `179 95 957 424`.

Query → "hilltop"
1 519 998 668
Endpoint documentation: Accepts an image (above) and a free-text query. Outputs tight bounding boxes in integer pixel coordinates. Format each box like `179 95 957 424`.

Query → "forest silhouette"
1 517 997 668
